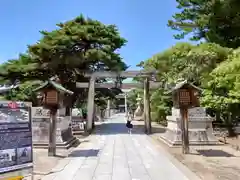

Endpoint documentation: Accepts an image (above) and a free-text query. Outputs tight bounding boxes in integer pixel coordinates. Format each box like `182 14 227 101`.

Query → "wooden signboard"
44 90 58 105
175 87 200 109
178 89 191 107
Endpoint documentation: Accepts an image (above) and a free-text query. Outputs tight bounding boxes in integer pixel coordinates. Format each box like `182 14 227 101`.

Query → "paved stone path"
41 114 197 180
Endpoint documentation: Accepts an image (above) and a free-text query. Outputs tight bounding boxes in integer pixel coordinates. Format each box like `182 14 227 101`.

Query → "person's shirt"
128 112 133 119
127 113 131 120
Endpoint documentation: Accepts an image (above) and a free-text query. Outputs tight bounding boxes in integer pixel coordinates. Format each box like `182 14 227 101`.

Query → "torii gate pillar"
144 77 151 134
106 99 111 117
124 93 128 116
87 76 95 132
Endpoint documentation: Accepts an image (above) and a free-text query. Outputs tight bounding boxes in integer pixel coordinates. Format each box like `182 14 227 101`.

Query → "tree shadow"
94 122 145 135
196 149 235 157
54 154 67 158
70 139 81 148
68 149 100 157
93 121 166 135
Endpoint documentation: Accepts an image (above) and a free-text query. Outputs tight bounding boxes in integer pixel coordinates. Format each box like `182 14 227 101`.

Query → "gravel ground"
32 148 71 180
32 135 87 180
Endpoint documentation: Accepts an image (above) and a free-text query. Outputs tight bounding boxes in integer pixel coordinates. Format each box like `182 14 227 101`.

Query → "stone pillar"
48 108 57 156
144 77 151 134
87 76 95 132
107 99 111 117
125 93 128 116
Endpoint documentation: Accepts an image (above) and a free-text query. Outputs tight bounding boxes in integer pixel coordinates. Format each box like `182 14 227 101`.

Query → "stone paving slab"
41 113 199 180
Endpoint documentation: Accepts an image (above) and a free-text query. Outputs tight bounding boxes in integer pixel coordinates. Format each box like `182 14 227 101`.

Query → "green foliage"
4 81 42 105
142 42 230 85
141 42 236 130
168 0 240 134
150 89 171 125
201 50 240 109
200 50 240 135
0 54 38 83
140 42 193 84
27 14 127 84
169 0 240 48
127 88 143 110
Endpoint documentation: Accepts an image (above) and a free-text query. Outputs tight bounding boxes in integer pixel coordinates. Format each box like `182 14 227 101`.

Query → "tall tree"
140 42 230 85
0 14 128 104
28 14 128 85
168 0 240 48
140 42 231 124
201 49 240 135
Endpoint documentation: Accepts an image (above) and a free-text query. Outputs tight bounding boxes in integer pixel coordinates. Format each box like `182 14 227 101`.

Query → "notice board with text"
0 101 33 179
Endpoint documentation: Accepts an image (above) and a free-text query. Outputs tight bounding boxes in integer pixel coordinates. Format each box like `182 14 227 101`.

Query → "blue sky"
0 0 183 69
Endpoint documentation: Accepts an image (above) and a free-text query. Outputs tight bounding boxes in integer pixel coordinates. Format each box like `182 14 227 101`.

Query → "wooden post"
87 76 95 132
48 108 57 156
144 77 151 134
180 108 189 154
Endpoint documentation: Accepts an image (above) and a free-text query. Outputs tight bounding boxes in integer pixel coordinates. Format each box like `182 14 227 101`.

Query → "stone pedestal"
32 107 78 149
235 125 240 134
71 108 85 135
160 107 219 146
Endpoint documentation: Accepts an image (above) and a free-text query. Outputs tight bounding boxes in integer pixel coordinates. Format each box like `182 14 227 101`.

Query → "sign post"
178 89 190 154
170 80 201 154
0 101 33 180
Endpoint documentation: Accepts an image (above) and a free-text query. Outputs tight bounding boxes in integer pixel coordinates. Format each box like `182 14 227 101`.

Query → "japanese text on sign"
179 89 190 105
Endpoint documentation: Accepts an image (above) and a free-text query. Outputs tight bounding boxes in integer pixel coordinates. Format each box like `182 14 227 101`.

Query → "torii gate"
76 70 160 134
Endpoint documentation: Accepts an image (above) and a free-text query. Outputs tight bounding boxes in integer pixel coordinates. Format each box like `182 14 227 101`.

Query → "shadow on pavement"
94 122 166 135
197 149 235 157
54 154 67 158
68 149 100 157
94 122 144 135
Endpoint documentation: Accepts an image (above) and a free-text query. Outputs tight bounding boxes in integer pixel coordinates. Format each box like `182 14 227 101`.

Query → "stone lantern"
34 80 73 109
160 80 218 150
34 80 73 156
134 94 143 120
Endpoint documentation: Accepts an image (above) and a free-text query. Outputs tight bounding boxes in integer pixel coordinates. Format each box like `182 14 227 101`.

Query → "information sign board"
0 101 33 176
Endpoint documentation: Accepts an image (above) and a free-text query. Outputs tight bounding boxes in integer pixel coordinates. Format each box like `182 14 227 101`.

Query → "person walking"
126 110 133 134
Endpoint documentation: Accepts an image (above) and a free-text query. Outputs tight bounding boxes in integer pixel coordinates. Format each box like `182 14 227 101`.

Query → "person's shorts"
126 123 133 129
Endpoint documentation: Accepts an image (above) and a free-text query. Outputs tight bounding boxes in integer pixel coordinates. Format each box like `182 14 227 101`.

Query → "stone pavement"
41 114 199 180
